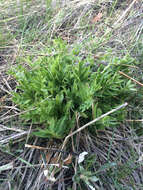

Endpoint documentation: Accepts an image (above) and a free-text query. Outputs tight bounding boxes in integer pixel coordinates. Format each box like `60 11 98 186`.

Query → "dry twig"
61 102 128 151
119 71 143 87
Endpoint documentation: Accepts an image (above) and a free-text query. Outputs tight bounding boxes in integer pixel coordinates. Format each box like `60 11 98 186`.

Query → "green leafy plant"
10 39 136 139
73 152 99 190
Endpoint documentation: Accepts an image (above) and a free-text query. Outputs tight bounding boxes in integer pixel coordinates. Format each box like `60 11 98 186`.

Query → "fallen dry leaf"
50 155 60 164
91 12 102 23
63 154 72 165
46 152 53 164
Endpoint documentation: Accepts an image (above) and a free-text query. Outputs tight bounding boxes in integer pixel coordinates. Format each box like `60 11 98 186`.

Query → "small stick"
25 144 78 155
119 71 143 87
61 102 128 151
25 144 64 152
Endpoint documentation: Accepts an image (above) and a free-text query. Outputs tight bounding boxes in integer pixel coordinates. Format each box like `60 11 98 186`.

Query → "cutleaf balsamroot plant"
10 39 136 139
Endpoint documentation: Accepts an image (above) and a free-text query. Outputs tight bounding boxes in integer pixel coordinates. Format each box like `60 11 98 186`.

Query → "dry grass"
0 0 143 189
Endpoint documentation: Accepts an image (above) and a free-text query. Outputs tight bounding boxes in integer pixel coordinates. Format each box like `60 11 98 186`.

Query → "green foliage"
10 39 136 139
73 152 99 190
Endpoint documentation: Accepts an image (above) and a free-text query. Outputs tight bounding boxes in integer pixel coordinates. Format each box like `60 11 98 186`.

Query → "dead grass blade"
119 71 143 87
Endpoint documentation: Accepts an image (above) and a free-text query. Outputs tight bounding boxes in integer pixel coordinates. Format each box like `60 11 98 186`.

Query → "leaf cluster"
10 39 136 139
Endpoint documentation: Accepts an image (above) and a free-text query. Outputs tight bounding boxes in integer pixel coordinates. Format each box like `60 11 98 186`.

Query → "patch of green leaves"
10 39 136 139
